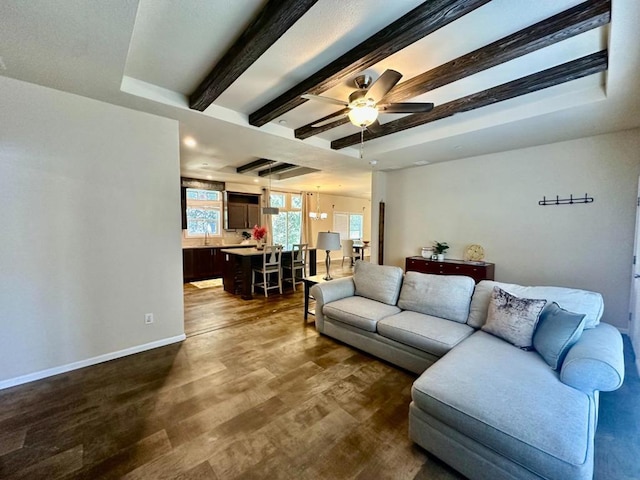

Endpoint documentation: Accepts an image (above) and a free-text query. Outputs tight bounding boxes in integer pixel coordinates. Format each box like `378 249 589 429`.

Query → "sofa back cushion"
353 261 404 306
468 280 603 329
397 272 475 323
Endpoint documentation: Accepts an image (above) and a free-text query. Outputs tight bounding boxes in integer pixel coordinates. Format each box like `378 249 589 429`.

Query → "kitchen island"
221 247 316 300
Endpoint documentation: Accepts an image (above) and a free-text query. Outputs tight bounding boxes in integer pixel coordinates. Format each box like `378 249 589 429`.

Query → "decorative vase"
421 247 433 258
256 240 264 250
437 253 445 261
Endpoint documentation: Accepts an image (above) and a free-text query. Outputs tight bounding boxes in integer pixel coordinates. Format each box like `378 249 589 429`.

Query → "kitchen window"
270 192 302 249
185 189 222 237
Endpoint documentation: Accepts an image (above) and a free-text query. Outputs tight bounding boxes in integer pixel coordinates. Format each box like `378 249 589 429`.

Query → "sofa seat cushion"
412 331 594 479
398 272 475 323
323 296 401 332
378 311 474 357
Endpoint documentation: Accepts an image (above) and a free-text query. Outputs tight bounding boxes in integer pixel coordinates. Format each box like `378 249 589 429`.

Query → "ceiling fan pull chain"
360 127 365 160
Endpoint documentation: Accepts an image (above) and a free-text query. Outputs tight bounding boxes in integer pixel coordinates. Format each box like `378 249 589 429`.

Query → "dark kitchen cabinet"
225 192 261 229
183 248 216 282
183 246 245 282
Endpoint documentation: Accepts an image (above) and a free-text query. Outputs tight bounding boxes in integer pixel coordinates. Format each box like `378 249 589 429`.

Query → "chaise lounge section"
310 261 624 480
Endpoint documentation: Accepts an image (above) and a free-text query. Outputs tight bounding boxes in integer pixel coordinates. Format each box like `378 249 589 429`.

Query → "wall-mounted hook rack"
538 193 594 206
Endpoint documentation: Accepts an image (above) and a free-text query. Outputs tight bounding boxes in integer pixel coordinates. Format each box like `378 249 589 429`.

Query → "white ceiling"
1 0 639 199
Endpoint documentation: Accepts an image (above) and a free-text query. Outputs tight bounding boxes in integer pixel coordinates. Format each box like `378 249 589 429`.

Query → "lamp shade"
316 231 341 251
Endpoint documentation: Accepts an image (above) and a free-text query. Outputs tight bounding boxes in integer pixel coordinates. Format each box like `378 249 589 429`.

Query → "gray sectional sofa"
310 261 625 480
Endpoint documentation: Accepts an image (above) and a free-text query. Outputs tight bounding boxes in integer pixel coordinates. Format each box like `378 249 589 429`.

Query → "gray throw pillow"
481 286 547 349
533 302 586 370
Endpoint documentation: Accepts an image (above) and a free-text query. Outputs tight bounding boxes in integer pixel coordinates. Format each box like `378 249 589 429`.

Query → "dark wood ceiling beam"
331 50 608 149
236 158 276 174
189 0 319 111
277 167 320 180
258 163 298 177
295 0 611 140
248 0 491 127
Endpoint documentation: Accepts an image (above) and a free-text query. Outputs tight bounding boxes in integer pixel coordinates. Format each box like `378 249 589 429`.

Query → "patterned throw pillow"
482 286 547 349
533 302 586 369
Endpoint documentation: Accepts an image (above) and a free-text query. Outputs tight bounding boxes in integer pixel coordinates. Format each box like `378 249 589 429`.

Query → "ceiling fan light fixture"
348 104 378 127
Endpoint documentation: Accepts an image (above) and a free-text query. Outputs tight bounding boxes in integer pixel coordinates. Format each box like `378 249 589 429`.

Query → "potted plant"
433 241 449 261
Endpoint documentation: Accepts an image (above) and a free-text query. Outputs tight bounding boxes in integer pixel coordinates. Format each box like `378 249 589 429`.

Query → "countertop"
220 247 317 256
183 244 249 249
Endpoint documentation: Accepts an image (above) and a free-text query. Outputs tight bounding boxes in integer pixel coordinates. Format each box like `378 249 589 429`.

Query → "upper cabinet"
225 192 261 229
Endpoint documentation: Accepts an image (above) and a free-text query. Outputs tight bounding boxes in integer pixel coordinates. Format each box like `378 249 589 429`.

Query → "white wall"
0 76 185 387
383 129 640 330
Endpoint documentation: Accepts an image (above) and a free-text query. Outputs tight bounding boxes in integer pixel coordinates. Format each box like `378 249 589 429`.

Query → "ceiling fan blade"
301 94 348 107
365 69 402 103
311 111 349 128
366 120 383 134
379 102 434 114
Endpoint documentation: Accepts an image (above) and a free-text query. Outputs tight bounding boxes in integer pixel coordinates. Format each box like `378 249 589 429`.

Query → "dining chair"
283 243 308 291
252 244 283 297
341 239 361 266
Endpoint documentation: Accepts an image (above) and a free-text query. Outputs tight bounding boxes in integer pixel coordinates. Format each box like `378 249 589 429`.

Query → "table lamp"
316 231 341 280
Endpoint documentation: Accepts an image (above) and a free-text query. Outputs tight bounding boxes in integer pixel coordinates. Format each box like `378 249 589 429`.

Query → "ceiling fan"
301 69 434 132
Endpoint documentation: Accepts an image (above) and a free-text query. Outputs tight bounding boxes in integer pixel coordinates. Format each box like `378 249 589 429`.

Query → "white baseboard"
0 334 186 391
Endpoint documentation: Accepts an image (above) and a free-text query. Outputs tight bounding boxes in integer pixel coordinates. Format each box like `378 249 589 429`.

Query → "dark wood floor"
0 263 459 479
1 261 638 479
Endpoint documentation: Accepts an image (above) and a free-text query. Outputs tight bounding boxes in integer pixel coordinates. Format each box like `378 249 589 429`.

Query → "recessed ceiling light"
414 160 430 165
184 137 197 148
253 179 259 183
201 162 208 166
206 175 213 180
278 119 288 125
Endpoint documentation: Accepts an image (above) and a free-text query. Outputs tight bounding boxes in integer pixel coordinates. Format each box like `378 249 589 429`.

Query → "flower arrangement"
252 225 267 241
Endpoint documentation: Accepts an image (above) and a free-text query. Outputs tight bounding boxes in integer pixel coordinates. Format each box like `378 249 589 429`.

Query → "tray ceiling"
1 0 639 198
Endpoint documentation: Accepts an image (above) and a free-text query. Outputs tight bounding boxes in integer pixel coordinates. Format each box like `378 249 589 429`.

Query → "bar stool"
252 245 283 297
284 243 308 291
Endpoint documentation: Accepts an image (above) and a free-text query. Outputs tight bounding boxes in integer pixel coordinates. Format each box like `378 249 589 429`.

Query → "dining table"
352 241 370 264
221 247 316 300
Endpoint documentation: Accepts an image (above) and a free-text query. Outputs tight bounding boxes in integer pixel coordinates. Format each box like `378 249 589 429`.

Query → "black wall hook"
539 193 594 206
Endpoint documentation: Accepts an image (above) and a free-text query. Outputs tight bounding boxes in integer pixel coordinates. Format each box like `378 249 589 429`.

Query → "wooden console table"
405 257 495 284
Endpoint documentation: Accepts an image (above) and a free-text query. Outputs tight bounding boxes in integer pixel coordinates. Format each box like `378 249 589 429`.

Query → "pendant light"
309 186 327 220
262 164 279 215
